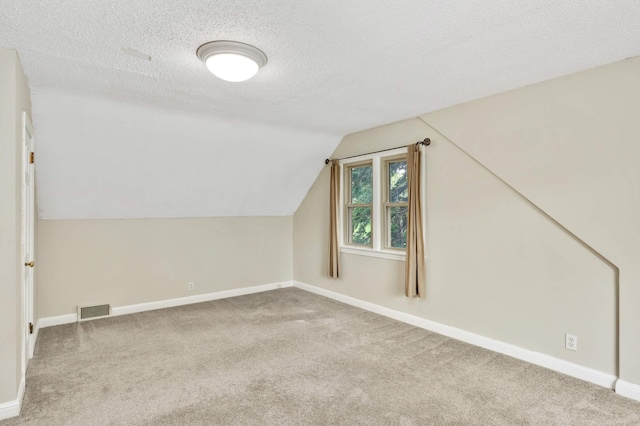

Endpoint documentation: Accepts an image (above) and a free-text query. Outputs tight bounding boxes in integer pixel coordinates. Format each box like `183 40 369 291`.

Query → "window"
345 162 373 246
384 157 408 249
340 147 422 261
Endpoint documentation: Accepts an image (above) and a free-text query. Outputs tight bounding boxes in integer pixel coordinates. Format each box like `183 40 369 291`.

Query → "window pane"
350 207 372 245
388 161 408 203
350 165 372 204
389 206 407 249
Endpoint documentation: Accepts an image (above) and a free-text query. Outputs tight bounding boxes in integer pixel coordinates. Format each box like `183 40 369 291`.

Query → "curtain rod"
324 138 430 164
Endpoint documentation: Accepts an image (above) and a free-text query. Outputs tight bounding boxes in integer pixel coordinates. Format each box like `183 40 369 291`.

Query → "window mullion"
346 203 370 208
372 156 382 251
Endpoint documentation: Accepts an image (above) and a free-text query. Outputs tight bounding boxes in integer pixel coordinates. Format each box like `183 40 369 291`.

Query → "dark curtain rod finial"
325 137 431 165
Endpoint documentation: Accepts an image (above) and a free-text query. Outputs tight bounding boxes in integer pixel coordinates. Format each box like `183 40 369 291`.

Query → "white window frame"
339 147 426 262
343 160 374 248
383 155 410 251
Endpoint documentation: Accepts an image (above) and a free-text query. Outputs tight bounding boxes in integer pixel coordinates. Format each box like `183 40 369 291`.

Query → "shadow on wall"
422 121 620 377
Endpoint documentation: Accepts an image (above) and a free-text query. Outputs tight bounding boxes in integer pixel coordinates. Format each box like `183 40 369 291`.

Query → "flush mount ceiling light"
196 40 267 82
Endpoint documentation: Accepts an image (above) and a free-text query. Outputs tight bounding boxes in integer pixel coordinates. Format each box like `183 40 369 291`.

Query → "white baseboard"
38 281 294 329
37 312 77 328
293 281 618 389
615 380 640 402
0 378 25 420
112 281 293 316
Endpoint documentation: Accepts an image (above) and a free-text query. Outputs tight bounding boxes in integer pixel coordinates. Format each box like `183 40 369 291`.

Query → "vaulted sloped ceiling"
1 1 639 218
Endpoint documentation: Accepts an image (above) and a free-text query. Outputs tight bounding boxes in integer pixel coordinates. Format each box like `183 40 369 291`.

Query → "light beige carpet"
3 287 640 425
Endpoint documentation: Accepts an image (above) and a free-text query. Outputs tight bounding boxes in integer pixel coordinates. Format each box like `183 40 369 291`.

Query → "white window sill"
340 246 406 261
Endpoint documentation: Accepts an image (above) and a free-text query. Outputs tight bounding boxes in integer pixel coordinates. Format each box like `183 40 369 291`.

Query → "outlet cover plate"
565 333 577 351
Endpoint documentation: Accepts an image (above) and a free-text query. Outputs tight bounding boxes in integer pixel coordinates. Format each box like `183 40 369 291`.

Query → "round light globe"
205 53 259 82
197 41 267 83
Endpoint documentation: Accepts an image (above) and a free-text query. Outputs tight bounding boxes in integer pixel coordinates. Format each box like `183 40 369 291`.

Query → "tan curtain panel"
329 159 341 278
405 144 426 297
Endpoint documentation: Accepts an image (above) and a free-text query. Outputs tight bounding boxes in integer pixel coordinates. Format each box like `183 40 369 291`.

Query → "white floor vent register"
77 304 111 321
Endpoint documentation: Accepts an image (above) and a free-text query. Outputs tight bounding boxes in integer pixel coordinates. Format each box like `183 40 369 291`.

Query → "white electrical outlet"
565 333 577 351
188 282 195 291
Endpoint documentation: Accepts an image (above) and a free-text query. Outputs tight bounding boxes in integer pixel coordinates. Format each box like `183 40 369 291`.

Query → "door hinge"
29 152 34 164
29 323 33 334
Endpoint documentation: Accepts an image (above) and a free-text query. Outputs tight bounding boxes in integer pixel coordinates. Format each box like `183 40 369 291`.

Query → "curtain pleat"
405 144 426 297
329 159 341 278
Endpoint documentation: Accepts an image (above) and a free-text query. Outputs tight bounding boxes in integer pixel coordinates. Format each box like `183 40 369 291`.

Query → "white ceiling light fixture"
196 40 267 82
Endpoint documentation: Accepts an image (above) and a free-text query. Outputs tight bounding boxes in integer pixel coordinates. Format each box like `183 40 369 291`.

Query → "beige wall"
421 57 640 384
294 117 617 375
37 217 293 318
294 57 640 383
0 46 19 406
0 49 31 404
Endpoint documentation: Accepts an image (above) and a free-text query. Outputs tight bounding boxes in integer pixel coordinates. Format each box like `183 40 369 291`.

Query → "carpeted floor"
3 287 640 425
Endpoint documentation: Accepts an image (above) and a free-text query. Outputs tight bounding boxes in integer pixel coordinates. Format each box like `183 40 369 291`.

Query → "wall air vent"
77 304 111 321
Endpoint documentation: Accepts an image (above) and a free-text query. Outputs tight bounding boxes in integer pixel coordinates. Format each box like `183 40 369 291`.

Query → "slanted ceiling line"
416 115 617 272
419 115 621 379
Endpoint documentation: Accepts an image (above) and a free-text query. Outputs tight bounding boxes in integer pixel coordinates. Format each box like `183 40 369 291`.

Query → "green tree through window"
342 151 414 256
348 164 372 245
387 160 408 249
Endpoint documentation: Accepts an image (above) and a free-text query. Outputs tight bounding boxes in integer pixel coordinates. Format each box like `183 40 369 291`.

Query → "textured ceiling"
1 0 639 218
